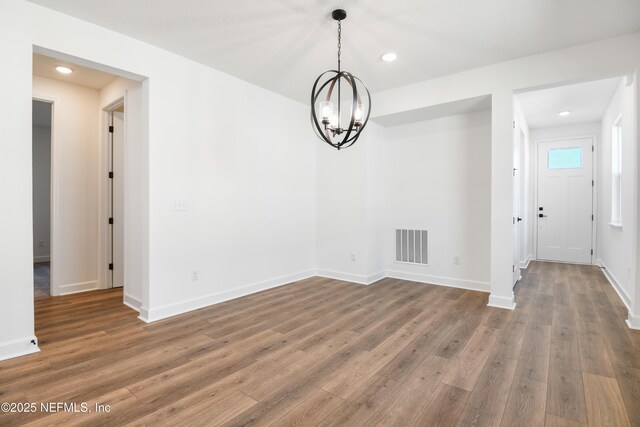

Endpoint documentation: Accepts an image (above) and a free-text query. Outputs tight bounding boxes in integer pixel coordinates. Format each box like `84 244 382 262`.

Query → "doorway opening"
31 49 146 315
514 77 625 264
32 99 52 298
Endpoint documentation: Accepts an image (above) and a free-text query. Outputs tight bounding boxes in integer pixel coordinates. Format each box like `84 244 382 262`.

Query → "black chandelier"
311 9 371 150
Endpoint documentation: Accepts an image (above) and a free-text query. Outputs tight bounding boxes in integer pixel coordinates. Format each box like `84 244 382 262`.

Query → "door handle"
517 217 523 222
538 214 547 218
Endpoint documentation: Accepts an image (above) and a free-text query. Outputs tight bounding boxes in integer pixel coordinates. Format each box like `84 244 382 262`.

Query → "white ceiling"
33 53 118 90
28 0 640 103
516 77 622 129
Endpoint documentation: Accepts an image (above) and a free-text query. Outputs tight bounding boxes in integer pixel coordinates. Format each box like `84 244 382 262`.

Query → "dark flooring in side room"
2 261 640 426
33 262 49 297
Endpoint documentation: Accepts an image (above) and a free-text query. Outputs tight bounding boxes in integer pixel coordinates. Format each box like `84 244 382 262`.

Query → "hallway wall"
33 75 101 296
597 78 637 310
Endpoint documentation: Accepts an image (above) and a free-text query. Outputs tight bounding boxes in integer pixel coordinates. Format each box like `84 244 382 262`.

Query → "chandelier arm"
337 73 358 148
340 79 371 147
353 75 372 134
325 76 337 103
311 114 336 148
311 71 341 144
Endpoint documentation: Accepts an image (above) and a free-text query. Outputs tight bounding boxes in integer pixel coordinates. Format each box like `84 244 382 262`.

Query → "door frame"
533 134 598 264
513 123 522 285
100 97 125 291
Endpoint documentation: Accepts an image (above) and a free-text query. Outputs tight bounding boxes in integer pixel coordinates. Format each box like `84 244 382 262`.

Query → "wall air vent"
395 229 428 265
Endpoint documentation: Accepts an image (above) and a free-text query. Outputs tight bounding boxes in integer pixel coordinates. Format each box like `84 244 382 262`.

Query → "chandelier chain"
337 20 341 71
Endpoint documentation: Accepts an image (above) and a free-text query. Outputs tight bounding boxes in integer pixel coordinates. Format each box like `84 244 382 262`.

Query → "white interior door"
111 111 125 288
537 138 593 264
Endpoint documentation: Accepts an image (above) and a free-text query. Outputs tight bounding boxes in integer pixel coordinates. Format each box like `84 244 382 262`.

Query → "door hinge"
592 146 594 152
591 249 593 255
592 180 594 187
109 263 113 270
108 125 114 133
513 120 515 129
592 214 594 221
108 217 113 225
513 168 517 176
512 265 515 272
108 171 113 179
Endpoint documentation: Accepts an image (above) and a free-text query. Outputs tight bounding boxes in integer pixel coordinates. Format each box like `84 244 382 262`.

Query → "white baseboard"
487 293 516 310
385 269 490 293
138 269 316 323
123 293 142 312
520 256 531 269
0 335 40 361
136 267 497 323
315 269 385 285
626 312 640 330
596 259 631 310
57 280 99 296
366 270 387 284
33 255 50 263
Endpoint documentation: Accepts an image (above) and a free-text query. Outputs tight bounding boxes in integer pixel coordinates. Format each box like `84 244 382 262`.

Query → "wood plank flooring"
1 262 639 426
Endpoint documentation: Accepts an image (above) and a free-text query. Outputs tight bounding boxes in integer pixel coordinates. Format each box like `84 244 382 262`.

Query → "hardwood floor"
1 262 639 426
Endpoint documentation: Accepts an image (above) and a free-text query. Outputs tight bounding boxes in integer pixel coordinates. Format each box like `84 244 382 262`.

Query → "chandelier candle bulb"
354 103 364 126
310 9 371 150
320 101 333 123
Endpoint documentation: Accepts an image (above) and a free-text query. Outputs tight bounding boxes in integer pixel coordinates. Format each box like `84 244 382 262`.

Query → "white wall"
315 129 375 283
373 111 492 291
24 2 317 323
32 123 51 262
0 0 38 360
33 75 101 296
597 79 637 310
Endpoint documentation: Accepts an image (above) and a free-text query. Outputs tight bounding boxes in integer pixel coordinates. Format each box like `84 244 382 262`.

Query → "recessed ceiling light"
558 110 571 117
381 52 398 62
55 66 73 74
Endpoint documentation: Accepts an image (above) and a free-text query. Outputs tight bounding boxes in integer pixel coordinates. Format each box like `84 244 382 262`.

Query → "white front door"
537 138 593 264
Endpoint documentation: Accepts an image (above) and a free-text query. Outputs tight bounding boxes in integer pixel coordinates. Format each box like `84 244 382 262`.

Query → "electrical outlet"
191 269 199 281
171 200 189 211
350 253 356 262
453 255 461 265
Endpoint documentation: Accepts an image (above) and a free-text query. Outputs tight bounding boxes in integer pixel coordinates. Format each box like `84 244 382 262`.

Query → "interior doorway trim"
100 97 125 292
532 134 598 264
32 95 57 296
